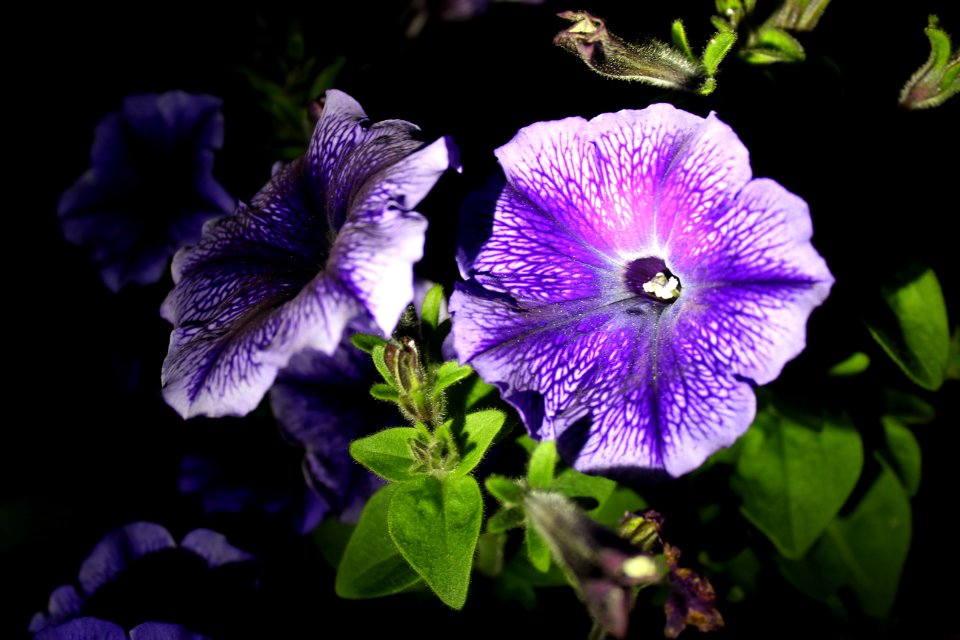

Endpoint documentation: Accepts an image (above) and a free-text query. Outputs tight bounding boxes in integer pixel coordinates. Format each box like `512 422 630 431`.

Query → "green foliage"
350 332 388 354
524 523 552 572
741 27 805 63
778 463 912 618
879 418 922 497
827 352 870 377
420 284 445 332
671 19 696 62
527 440 558 489
867 265 949 390
733 406 863 558
335 485 422 598
387 475 483 609
349 427 425 482
485 474 525 505
899 15 960 109
702 29 738 76
434 361 474 394
453 409 506 476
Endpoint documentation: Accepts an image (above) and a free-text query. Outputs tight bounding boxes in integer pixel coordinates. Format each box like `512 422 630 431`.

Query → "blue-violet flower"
161 89 458 418
451 104 833 476
59 91 234 292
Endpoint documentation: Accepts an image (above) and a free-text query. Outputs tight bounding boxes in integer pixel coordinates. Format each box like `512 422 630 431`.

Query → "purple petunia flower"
161 89 458 419
59 91 235 292
29 522 253 638
451 104 833 477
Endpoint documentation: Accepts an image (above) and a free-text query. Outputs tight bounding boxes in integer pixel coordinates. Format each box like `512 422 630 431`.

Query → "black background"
6 1 958 638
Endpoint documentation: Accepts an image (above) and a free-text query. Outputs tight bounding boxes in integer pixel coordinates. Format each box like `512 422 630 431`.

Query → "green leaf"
525 520 552 572
827 352 870 377
420 284 445 332
879 417 922 497
311 518 354 569
867 266 950 390
883 388 936 424
487 508 525 533
308 55 346 99
741 28 806 64
528 440 558 489
948 326 960 380
590 486 648 528
778 463 912 618
475 531 506 577
336 484 422 598
370 383 399 402
434 360 474 393
485 474 525 505
554 467 615 506
671 19 696 62
702 29 738 76
351 332 387 354
733 406 863 559
387 475 483 609
454 409 506 476
462 375 499 409
371 344 395 385
349 427 425 481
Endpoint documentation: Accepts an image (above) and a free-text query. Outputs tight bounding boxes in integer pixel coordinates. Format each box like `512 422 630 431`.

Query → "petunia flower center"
624 256 681 303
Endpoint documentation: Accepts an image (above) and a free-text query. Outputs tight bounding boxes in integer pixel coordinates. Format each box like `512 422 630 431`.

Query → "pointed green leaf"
350 427 425 482
387 475 483 609
528 440 558 489
590 486 648 528
883 388 936 424
370 383 399 402
487 508 526 533
454 409 506 476
827 352 870 377
311 518 354 569
420 284 445 332
525 520 552 572
351 332 387 354
434 360 474 392
475 531 506 577
553 467 616 516
880 417 921 497
308 55 346 99
741 29 806 64
778 463 912 618
702 29 738 75
671 19 696 62
867 266 949 390
371 344 395 385
336 484 422 598
485 474 525 505
733 406 863 558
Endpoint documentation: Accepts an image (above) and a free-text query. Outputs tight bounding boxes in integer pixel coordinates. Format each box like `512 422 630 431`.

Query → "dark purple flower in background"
162 89 458 419
29 522 253 638
451 104 833 477
35 618 209 640
59 91 234 292
269 318 393 524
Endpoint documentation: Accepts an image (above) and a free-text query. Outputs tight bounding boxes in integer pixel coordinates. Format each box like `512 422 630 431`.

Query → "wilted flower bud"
554 11 703 91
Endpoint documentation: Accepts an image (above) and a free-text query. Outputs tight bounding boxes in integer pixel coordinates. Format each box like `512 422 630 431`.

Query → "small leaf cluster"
336 285 507 609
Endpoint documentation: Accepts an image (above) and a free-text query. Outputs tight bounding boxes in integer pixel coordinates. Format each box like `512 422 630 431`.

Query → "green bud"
554 11 704 91
900 15 960 110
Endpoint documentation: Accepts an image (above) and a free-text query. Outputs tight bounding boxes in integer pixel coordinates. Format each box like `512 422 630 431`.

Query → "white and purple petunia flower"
59 91 235 292
161 89 458 419
451 104 833 477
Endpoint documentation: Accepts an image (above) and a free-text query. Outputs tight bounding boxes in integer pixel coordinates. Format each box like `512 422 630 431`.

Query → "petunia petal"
179 529 253 568
129 622 211 640
162 90 454 419
77 523 176 596
35 617 127 640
